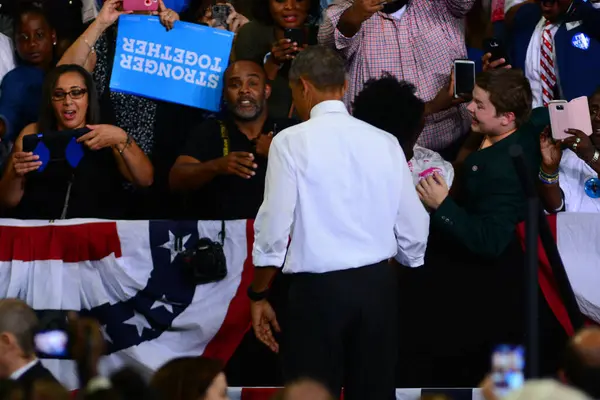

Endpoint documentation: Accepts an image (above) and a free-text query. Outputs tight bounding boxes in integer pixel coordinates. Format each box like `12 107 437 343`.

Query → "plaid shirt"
319 0 474 151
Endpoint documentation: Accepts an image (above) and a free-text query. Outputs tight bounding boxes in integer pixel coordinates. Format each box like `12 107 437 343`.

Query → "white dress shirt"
10 359 39 380
252 100 430 274
0 33 15 87
525 18 559 109
559 149 600 213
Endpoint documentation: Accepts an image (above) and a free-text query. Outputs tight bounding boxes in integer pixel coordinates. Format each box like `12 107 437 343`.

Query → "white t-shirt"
407 145 454 188
560 149 600 213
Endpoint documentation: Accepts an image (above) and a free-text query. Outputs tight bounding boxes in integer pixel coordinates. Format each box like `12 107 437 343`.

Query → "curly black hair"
252 0 321 27
352 73 425 151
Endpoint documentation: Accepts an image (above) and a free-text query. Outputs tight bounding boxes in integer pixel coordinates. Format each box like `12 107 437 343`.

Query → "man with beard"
170 60 297 220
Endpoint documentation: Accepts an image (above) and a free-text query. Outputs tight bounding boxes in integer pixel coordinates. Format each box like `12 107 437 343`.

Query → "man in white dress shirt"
248 46 430 400
0 32 14 87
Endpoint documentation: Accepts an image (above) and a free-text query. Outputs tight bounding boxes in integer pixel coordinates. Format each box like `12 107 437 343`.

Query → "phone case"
122 0 159 12
453 60 475 98
549 97 593 141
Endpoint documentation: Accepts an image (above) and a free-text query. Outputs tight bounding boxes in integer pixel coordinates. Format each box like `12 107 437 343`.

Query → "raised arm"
318 0 381 58
58 0 128 72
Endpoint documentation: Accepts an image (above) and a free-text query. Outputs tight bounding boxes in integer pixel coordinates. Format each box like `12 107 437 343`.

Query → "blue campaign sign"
109 15 234 112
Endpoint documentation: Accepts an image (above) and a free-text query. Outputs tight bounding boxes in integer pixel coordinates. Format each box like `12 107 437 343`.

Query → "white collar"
10 359 38 380
309 100 348 119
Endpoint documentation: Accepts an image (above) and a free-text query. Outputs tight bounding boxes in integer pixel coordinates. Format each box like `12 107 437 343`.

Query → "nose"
466 101 475 113
62 94 73 105
284 0 294 10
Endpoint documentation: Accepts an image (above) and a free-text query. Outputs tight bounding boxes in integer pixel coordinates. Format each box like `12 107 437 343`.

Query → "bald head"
562 327 600 398
274 379 334 400
0 299 38 356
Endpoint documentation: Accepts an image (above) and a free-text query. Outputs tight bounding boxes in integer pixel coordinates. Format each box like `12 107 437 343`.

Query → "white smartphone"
453 59 476 99
549 97 593 141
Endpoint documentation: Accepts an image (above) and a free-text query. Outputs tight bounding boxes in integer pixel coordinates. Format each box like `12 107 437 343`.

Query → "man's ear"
501 111 517 127
265 83 272 100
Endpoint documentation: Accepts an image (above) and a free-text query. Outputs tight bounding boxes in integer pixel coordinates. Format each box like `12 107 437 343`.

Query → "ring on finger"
573 142 578 151
576 137 581 144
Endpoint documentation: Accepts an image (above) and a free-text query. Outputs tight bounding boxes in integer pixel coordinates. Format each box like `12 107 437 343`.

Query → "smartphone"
492 345 524 398
284 28 305 47
549 97 593 141
122 0 159 12
483 37 510 67
453 59 476 99
211 4 231 29
34 329 70 358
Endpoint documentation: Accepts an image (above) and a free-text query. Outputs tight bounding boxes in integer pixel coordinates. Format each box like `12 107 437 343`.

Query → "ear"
501 111 516 127
264 83 272 100
300 77 311 98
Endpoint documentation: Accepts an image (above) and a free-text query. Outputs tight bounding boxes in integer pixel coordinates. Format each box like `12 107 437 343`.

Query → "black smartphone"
34 311 72 359
453 59 476 99
211 4 231 29
284 28 305 47
483 37 511 67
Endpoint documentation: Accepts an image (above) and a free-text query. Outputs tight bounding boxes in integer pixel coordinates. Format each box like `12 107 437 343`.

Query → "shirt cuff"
252 253 285 268
431 196 460 230
394 253 425 268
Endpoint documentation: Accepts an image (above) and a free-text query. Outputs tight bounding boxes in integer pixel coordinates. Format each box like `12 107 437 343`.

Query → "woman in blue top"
0 3 57 144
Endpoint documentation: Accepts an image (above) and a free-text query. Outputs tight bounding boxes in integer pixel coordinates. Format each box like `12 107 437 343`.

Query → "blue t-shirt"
0 65 44 141
467 47 484 74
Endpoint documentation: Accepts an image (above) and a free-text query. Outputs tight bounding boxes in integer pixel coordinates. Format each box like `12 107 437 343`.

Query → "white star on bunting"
160 231 192 263
151 295 174 313
123 312 152 337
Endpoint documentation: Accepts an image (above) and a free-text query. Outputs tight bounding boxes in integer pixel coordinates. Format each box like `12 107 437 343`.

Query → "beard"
228 97 265 122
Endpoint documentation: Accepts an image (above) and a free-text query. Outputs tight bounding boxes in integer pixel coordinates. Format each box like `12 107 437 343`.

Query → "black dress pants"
282 261 397 400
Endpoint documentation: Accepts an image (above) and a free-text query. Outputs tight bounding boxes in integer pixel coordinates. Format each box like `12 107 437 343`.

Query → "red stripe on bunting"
0 222 122 262
202 219 254 362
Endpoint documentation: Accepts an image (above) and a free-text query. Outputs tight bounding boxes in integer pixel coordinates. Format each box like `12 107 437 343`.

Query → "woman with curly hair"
233 0 320 119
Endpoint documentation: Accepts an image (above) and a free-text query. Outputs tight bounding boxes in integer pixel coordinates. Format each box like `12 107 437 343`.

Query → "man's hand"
562 129 596 163
216 152 257 179
425 69 466 116
347 0 384 24
416 172 449 210
482 53 512 72
251 300 280 353
540 127 562 174
255 132 273 158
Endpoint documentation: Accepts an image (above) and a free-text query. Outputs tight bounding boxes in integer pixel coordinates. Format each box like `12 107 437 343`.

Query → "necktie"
540 20 557 107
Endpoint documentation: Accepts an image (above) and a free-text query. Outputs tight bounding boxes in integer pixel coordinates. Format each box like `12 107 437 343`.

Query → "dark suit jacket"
510 0 600 102
431 107 549 258
16 361 59 397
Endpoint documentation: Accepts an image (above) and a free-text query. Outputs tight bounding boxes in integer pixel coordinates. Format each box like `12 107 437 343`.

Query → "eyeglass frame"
51 88 88 102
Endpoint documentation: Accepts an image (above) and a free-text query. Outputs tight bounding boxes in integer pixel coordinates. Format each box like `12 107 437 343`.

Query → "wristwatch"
247 285 269 301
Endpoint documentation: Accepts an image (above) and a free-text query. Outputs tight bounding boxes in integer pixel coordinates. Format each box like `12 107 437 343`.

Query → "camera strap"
217 120 228 246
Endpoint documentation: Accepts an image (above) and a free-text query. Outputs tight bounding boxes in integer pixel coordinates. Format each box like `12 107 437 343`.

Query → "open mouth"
63 110 76 121
283 15 298 23
238 100 255 107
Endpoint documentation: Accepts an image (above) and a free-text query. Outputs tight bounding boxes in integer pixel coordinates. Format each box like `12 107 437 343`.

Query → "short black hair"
252 0 321 26
562 340 600 399
224 59 267 81
38 64 101 132
352 73 425 149
12 1 53 38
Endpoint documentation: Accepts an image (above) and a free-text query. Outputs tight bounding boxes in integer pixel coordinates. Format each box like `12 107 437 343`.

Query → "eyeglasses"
51 88 88 102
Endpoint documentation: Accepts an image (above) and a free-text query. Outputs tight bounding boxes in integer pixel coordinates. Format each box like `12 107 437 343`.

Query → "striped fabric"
540 21 557 107
227 387 483 400
318 0 474 151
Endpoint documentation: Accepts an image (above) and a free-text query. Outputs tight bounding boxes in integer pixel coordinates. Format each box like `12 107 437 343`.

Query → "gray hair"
288 46 346 91
0 299 39 356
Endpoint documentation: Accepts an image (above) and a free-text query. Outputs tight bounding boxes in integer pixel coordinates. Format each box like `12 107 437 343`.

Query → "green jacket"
432 107 549 258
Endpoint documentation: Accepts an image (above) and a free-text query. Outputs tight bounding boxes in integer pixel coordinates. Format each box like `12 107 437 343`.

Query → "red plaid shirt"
319 0 474 151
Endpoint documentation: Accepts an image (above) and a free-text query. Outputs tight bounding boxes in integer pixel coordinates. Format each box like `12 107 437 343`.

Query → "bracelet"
82 37 96 54
117 135 132 155
539 167 559 185
247 285 269 302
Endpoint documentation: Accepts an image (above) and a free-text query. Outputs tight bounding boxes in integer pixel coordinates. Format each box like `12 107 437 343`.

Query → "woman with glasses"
539 87 600 213
0 64 153 219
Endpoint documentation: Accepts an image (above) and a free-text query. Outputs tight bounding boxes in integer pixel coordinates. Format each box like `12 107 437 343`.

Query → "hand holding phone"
211 4 231 29
483 37 511 68
549 97 593 141
284 28 305 48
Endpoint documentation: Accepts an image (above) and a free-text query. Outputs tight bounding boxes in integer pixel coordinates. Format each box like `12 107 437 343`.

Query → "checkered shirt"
319 0 475 151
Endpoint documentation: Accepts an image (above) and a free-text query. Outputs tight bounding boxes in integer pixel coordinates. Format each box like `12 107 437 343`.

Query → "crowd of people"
0 0 600 398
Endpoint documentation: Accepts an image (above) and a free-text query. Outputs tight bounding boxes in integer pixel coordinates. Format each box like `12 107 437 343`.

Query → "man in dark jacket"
0 299 57 396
